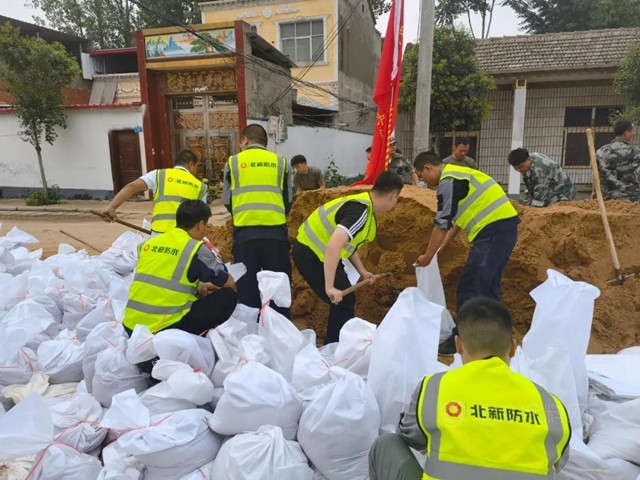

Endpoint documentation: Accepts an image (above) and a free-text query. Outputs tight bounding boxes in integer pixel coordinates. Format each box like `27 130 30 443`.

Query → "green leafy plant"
25 185 61 206
0 23 80 205
324 161 348 188
614 40 640 123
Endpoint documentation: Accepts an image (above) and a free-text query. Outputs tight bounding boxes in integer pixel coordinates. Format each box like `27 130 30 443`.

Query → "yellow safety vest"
123 228 202 333
151 168 206 233
296 192 377 262
229 148 287 227
417 358 571 480
441 164 518 242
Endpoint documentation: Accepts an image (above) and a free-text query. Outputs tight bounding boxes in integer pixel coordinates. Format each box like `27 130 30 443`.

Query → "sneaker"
438 336 457 356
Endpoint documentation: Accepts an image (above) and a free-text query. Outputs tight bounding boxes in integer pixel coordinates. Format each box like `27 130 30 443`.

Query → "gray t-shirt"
443 155 477 169
294 166 324 191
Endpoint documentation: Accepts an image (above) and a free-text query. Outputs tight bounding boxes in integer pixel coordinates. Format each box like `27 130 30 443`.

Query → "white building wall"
0 107 145 199
252 119 371 177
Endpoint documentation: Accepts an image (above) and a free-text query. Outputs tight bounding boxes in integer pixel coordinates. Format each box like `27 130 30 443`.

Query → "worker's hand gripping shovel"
329 272 393 304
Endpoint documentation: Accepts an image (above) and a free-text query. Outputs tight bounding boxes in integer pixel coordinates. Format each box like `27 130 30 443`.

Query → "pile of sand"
208 187 640 353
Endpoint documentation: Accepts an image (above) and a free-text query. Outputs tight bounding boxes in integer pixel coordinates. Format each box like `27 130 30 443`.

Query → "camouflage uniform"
522 153 576 207
596 139 640 202
443 155 477 169
388 153 415 185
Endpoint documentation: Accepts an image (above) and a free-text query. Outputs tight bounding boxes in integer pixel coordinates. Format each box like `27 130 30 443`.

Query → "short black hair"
176 200 212 230
508 148 530 166
366 147 372 153
454 137 470 147
291 155 307 166
242 124 268 146
413 151 442 170
174 149 198 166
371 170 404 195
614 119 634 137
457 297 513 356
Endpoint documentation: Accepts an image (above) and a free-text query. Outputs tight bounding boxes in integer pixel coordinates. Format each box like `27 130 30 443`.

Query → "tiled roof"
476 28 639 74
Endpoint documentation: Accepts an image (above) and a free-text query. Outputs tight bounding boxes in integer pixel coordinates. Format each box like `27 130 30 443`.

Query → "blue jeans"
456 220 519 315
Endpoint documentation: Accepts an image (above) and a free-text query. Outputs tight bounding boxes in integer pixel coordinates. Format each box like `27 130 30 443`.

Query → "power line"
129 0 370 108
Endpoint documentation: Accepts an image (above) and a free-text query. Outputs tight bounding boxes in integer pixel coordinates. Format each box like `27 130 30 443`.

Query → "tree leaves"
399 26 495 137
615 41 640 122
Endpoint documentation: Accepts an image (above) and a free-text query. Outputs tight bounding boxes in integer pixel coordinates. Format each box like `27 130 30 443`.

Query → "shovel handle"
59 230 104 254
340 272 392 297
586 129 622 272
90 210 152 235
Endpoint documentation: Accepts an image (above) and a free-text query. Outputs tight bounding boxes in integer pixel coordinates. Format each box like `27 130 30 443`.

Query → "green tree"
399 26 495 144
137 0 201 29
436 0 497 38
0 23 81 204
503 0 640 33
614 40 640 122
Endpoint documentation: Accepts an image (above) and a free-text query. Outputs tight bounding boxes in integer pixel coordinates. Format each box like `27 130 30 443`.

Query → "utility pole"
413 0 436 155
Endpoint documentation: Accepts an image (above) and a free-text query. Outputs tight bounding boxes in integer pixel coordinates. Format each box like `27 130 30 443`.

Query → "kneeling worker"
293 171 404 344
414 151 520 355
508 148 575 207
123 200 237 337
369 297 571 480
102 149 207 235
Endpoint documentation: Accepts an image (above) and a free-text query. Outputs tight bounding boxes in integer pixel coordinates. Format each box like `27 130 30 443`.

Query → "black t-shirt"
334 201 369 240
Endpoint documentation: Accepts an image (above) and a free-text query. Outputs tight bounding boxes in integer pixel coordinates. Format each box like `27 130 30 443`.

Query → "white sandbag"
298 368 380 480
557 440 634 480
62 290 101 331
257 271 306 382
618 347 640 356
586 355 640 391
208 305 259 387
179 460 214 480
97 442 144 480
82 321 128 393
588 397 640 462
1 272 29 311
153 329 216 381
126 325 157 365
1 299 58 339
226 262 247 282
333 318 375 379
511 345 583 441
368 288 442 434
76 299 117 341
5 227 39 246
415 253 456 343
28 443 103 480
50 394 107 453
114 404 222 479
292 343 335 395
0 347 37 387
301 329 316 346
319 343 338 366
139 360 214 415
0 455 33 480
523 270 600 415
92 347 149 408
36 334 84 384
211 426 313 480
98 232 142 276
209 336 302 440
2 373 78 404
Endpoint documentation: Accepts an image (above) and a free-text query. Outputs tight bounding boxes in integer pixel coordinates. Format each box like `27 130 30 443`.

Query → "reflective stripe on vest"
151 168 206 233
441 165 518 243
123 228 201 333
296 192 375 262
229 151 287 227
418 371 567 480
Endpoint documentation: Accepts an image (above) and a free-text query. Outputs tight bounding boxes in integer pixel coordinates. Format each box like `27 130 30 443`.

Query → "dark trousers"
125 288 238 374
232 239 292 319
369 434 423 480
292 241 354 345
456 222 518 314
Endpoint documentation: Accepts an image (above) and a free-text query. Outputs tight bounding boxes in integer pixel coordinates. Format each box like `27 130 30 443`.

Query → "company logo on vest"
446 402 462 418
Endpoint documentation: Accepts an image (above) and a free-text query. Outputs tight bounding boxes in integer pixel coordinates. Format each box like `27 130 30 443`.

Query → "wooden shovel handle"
341 272 392 297
90 210 151 235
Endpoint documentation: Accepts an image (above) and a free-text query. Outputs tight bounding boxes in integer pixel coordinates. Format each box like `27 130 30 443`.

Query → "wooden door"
110 130 142 193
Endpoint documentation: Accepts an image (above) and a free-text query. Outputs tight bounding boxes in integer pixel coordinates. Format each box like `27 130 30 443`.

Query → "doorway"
169 94 239 183
109 129 143 194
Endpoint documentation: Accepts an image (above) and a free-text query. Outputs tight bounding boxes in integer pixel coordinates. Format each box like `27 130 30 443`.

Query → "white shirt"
140 166 207 204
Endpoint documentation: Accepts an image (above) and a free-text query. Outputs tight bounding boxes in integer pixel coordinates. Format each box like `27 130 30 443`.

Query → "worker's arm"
440 223 461 250
411 172 421 186
349 251 375 284
187 245 235 291
416 178 456 267
222 162 232 214
296 186 303 194
317 169 326 189
283 159 293 215
324 228 351 305
467 157 478 169
102 178 148 221
397 380 429 451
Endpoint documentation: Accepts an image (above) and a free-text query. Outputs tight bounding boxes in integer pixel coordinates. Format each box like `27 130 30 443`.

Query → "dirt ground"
206 187 640 354
0 199 230 258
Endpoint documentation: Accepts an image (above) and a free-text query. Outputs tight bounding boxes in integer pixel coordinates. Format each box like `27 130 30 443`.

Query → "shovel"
586 128 636 285
90 210 152 235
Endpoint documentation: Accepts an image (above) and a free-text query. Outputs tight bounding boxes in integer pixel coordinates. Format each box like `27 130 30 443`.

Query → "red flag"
353 0 404 186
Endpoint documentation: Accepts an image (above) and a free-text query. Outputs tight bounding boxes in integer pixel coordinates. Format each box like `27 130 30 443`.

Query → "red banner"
353 0 405 186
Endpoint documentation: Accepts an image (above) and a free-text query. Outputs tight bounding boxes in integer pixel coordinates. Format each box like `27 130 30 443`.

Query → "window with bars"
280 20 325 64
563 107 621 166
436 134 479 163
